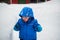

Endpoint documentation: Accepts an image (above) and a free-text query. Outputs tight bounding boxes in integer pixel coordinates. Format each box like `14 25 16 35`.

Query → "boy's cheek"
23 19 28 22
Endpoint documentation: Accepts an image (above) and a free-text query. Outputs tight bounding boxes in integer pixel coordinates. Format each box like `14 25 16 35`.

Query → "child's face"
22 17 29 22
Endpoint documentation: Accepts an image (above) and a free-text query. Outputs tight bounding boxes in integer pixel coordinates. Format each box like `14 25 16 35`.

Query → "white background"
0 0 60 40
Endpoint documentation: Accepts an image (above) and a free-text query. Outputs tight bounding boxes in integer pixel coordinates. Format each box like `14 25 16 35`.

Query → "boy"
14 7 42 40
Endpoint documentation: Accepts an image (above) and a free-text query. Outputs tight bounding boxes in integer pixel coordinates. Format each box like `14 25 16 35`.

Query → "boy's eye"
22 17 29 19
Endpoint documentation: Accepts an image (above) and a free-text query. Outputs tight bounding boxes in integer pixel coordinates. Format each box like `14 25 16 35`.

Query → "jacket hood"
19 7 34 18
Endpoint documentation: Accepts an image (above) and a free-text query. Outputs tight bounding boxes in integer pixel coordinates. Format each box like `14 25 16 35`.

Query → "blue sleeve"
14 19 20 31
33 20 42 32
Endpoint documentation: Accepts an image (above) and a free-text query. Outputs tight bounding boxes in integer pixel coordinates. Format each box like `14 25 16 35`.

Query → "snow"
0 0 60 40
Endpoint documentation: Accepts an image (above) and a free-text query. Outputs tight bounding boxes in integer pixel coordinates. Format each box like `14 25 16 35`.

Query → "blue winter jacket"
14 7 42 40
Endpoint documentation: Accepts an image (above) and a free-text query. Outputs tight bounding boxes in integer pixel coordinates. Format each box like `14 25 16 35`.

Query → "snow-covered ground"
0 0 60 40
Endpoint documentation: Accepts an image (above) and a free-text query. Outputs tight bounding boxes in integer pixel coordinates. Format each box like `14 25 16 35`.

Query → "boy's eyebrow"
24 17 29 18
